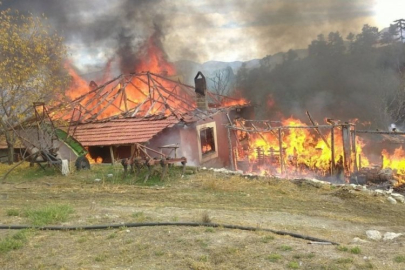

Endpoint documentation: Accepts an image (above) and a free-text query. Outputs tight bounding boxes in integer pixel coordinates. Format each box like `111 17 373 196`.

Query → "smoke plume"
2 0 377 69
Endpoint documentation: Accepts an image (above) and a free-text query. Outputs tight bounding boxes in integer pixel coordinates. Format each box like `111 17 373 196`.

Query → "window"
197 122 218 162
200 127 216 155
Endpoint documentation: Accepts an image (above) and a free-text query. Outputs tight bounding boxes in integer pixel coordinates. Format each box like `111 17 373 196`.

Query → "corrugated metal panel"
73 116 179 146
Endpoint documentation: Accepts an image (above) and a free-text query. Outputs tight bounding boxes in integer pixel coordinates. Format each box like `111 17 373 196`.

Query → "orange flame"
62 34 197 121
236 117 373 178
382 147 405 186
86 153 103 164
221 97 249 107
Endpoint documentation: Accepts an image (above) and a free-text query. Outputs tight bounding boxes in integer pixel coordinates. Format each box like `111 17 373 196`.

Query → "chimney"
194 71 208 110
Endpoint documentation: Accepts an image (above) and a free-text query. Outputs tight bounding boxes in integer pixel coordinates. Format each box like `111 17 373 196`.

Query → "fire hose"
0 222 339 245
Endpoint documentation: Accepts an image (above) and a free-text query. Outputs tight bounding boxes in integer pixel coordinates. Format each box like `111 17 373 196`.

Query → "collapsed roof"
51 71 247 124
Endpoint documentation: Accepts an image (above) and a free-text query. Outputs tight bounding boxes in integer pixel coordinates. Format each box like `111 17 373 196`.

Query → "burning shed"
227 115 355 182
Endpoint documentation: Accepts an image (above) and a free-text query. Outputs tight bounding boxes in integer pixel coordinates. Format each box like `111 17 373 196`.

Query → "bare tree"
209 67 234 99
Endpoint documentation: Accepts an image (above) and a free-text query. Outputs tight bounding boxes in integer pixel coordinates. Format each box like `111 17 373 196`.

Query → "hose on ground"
0 222 339 245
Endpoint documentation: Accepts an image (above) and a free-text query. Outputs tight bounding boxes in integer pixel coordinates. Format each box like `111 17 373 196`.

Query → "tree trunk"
7 141 15 165
3 129 16 165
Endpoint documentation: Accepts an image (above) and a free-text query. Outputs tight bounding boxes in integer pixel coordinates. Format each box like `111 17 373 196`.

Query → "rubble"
383 232 403 241
366 230 382 240
387 196 397 204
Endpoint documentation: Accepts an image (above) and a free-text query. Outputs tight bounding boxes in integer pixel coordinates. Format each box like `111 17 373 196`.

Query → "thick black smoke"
2 0 377 68
2 0 169 73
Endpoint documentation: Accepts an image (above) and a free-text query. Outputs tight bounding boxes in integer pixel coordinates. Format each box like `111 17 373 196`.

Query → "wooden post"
381 155 384 169
351 129 358 172
278 128 284 174
147 72 153 108
359 154 362 170
341 124 352 174
233 149 238 171
109 145 115 165
227 127 235 171
330 127 335 175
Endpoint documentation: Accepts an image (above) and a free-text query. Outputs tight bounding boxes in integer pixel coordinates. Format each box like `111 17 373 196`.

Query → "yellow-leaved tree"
0 8 70 164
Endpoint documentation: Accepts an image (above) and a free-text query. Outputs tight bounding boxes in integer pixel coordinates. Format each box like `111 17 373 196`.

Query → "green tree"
327 32 345 55
381 24 399 44
308 34 328 57
351 24 380 53
0 8 70 164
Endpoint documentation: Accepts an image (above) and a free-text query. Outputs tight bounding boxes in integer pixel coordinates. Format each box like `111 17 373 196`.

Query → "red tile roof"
72 116 179 146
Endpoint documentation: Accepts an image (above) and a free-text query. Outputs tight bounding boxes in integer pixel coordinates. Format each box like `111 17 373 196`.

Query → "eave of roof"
72 115 180 146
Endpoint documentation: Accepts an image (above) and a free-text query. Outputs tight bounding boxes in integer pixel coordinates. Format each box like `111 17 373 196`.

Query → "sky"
2 0 405 71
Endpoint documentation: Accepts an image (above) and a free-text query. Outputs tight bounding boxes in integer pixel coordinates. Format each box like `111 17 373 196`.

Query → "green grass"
196 239 209 249
261 235 275 243
287 261 300 269
0 230 30 253
6 209 20 216
293 253 315 259
266 253 282 262
24 204 74 226
199 255 209 262
0 162 60 182
94 254 107 262
132 211 151 222
93 163 186 186
107 232 117 239
154 250 165 256
278 245 293 251
350 246 361 254
394 255 405 263
337 245 349 252
335 257 354 264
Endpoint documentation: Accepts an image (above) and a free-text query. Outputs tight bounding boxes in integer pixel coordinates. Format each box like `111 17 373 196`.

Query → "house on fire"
57 71 252 168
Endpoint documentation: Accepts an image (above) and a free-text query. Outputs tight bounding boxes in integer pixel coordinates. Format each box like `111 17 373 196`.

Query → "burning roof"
50 71 249 124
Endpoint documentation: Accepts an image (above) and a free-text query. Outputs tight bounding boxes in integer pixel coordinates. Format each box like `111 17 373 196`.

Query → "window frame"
196 122 218 163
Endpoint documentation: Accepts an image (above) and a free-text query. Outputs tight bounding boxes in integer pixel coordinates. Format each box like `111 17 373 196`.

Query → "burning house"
53 70 251 169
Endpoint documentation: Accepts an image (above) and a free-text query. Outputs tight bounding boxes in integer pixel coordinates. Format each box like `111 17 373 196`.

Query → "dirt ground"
0 165 405 269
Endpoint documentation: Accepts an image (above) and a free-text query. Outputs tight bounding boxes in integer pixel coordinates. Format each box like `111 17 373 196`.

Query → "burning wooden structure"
227 116 354 181
352 129 405 189
226 113 405 189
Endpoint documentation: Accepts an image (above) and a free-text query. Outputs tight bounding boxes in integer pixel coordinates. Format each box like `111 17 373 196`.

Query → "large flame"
63 34 187 121
236 117 372 179
382 147 405 186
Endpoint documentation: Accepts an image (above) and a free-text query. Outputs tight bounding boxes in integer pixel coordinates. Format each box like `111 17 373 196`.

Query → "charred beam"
354 130 405 135
306 111 330 149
